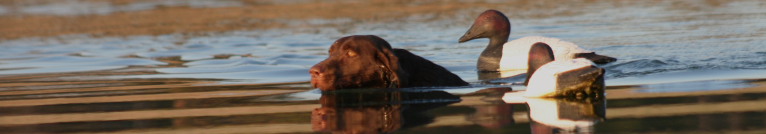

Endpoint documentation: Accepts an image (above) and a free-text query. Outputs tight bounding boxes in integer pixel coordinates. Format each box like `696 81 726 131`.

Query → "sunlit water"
1 0 766 133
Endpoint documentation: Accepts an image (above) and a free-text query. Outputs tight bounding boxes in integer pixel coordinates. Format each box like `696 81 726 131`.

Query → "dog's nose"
309 67 322 77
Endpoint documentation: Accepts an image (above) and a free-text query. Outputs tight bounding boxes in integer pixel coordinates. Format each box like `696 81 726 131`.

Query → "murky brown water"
2 0 766 133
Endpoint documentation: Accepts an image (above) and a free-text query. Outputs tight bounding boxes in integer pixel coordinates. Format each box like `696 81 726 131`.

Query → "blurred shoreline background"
0 0 497 39
0 0 735 40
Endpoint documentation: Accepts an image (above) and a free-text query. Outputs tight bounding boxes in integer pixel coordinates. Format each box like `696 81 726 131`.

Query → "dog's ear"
368 35 408 88
376 46 404 88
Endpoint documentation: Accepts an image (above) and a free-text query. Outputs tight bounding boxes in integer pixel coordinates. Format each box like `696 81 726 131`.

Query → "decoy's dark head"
525 42 555 85
458 9 511 43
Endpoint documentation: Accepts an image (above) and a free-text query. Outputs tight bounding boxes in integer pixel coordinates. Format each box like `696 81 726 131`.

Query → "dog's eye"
347 51 357 57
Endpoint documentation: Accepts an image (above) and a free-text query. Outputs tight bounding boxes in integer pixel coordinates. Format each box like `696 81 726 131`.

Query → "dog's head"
309 35 407 91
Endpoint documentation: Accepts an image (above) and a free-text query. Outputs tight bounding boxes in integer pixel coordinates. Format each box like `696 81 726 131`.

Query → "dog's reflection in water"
311 89 460 133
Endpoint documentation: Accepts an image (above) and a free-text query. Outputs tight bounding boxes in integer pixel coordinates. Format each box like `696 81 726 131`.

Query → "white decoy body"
497 36 592 71
510 43 605 98
524 58 604 97
458 10 615 73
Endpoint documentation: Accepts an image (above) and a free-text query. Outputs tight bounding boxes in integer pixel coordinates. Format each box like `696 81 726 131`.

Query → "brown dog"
309 35 468 91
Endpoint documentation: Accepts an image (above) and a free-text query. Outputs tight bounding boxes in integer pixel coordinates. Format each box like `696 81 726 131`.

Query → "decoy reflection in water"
311 89 460 133
512 98 606 133
464 87 517 129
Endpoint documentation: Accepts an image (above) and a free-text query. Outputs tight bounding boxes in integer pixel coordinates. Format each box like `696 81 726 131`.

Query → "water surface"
1 0 766 133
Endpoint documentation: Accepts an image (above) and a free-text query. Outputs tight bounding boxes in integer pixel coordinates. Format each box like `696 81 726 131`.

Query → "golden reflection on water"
2 0 766 133
2 73 766 133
